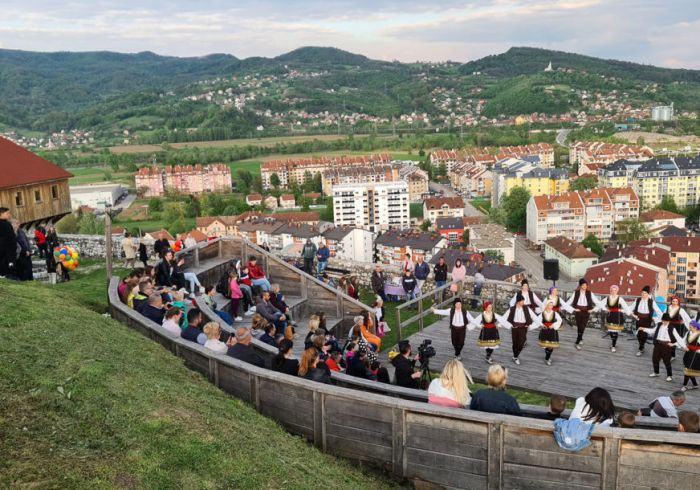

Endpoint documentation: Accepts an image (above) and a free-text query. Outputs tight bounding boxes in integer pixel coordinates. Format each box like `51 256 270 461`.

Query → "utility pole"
105 208 113 284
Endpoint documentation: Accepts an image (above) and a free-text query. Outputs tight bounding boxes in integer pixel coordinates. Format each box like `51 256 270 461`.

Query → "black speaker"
543 259 559 281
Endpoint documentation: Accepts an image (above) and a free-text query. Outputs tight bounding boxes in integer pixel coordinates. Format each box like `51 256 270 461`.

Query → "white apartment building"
69 183 126 210
332 181 410 232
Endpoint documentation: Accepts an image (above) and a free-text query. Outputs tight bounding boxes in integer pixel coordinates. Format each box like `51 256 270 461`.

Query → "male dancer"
596 284 633 353
509 279 543 313
638 313 686 382
632 286 662 357
563 278 600 350
432 297 470 360
501 293 540 365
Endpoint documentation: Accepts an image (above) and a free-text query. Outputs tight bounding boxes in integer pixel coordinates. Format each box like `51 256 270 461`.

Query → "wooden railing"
108 277 700 489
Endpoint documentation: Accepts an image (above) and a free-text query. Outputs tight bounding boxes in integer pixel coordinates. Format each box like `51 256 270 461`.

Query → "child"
239 267 255 315
326 350 343 372
228 271 244 321
200 285 233 325
539 394 567 420
170 290 188 329
678 410 699 433
617 412 636 428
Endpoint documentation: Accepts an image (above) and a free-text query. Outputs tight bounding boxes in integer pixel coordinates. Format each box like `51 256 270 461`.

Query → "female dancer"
467 301 510 364
682 321 700 392
530 300 563 366
631 286 663 357
595 284 633 353
666 296 693 360
542 286 564 314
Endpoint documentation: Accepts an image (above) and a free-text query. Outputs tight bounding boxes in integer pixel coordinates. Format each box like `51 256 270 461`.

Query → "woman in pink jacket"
229 271 244 321
450 258 467 294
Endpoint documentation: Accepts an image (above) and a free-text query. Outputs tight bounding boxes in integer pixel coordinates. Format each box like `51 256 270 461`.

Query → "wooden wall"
109 277 700 490
0 179 71 225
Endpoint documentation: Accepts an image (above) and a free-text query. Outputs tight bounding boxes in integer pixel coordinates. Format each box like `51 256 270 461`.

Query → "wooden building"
0 137 73 226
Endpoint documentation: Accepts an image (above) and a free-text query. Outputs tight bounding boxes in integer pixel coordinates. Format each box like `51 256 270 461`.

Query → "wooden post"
194 246 200 268
487 422 503 490
217 239 223 258
396 307 402 342
392 408 405 477
105 211 113 283
418 294 424 332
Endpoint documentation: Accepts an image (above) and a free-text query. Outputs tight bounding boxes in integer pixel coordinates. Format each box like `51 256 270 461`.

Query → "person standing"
0 207 16 278
682 320 700 391
433 256 448 301
596 284 633 353
401 270 418 307
300 238 317 275
562 278 600 350
471 265 485 309
466 301 509 364
632 286 663 357
153 232 170 258
121 232 137 268
450 258 467 293
432 298 471 360
13 220 33 281
371 264 387 302
501 293 539 365
530 301 563 366
414 256 430 295
401 253 414 274
666 296 693 360
640 313 687 382
509 279 543 313
184 233 197 249
34 223 48 259
138 238 149 268
316 242 330 277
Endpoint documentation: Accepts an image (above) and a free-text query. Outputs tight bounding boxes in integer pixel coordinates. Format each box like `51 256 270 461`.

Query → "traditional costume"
596 286 632 352
509 279 543 313
633 286 662 356
501 293 540 365
682 321 700 391
666 297 692 359
562 279 600 349
467 301 509 364
639 313 687 381
432 298 470 358
530 303 563 365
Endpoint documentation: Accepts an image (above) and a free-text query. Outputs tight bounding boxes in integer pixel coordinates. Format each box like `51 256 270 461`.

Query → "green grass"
470 198 492 213
227 160 262 176
409 203 423 219
0 278 398 489
113 218 196 235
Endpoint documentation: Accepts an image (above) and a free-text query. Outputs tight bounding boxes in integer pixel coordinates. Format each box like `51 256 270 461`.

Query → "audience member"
272 339 299 376
181 309 207 346
170 290 188 328
260 324 278 347
228 271 244 321
153 232 170 257
428 359 473 408
678 410 699 433
570 387 615 426
156 250 185 289
298 348 330 384
122 232 137 268
247 256 271 291
161 307 183 337
141 293 166 325
392 341 421 389
326 350 342 372
641 391 686 418
200 285 233 325
203 322 229 354
535 394 567 420
12 220 33 281
305 315 321 349
371 264 388 302
227 327 265 367
618 412 636 428
470 365 522 416
346 350 376 380
132 281 154 312
250 313 269 339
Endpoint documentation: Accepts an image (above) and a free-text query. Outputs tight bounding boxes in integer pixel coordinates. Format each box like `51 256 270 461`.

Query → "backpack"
216 273 230 296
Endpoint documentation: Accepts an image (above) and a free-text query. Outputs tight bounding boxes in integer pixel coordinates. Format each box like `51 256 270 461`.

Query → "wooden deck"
380 313 700 412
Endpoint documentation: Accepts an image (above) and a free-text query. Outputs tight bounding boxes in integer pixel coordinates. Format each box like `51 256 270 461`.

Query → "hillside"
0 275 396 489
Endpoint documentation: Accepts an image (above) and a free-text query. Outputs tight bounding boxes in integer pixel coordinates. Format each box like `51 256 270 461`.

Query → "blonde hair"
487 364 508 390
251 314 269 331
171 290 184 302
298 348 319 377
308 315 320 333
270 283 280 294
439 359 473 406
203 322 220 340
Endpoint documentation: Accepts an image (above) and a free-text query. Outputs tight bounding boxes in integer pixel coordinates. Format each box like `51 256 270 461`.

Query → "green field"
470 198 492 213
227 159 262 176
0 271 396 489
409 203 424 219
68 167 134 186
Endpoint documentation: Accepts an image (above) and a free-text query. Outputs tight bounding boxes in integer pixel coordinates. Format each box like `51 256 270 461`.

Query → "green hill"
274 46 373 66
0 277 396 489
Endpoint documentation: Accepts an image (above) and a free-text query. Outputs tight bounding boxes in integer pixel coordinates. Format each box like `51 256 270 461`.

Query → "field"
470 197 492 213
409 202 424 219
615 130 700 151
68 167 134 186
0 272 396 488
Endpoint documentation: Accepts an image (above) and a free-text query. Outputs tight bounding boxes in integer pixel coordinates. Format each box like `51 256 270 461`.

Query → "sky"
1 0 699 68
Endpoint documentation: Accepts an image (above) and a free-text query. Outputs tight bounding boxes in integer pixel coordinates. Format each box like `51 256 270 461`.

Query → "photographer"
392 340 422 389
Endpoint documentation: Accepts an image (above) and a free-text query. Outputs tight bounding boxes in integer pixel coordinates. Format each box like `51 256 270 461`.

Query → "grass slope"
0 278 397 489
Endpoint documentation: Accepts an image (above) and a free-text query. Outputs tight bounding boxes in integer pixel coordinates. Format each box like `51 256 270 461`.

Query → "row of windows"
14 185 60 207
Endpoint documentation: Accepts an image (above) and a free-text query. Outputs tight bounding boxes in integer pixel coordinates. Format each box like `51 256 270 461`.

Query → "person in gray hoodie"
300 239 317 275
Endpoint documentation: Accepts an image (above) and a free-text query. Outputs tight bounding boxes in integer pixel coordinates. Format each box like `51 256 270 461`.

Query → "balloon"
59 254 66 261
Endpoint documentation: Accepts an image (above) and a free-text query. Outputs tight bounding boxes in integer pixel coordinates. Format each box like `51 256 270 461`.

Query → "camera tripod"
419 360 432 390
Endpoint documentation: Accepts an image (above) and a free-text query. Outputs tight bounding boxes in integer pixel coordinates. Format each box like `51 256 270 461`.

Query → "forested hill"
460 47 700 83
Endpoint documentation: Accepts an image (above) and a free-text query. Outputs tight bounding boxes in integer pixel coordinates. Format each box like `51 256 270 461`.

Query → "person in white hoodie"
203 322 229 354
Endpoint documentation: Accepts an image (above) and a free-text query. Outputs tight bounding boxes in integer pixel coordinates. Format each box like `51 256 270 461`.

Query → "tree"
581 233 604 257
420 219 432 232
657 195 681 215
148 198 163 212
270 172 281 189
56 213 79 234
616 218 650 245
484 249 505 262
570 176 597 191
500 186 531 232
462 229 470 244
77 213 105 235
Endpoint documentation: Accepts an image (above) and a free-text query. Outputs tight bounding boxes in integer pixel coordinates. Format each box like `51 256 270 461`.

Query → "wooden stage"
380 313 700 413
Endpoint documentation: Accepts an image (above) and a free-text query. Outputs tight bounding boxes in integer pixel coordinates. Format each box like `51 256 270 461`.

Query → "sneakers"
611 346 617 353
648 373 659 378
666 376 673 382
249 306 256 313
455 355 462 361
244 308 255 316
682 386 689 392
575 343 582 350
681 386 697 392
199 286 206 294
513 357 521 365
636 350 643 357
485 357 493 364
671 357 676 362
234 316 243 321
546 359 552 366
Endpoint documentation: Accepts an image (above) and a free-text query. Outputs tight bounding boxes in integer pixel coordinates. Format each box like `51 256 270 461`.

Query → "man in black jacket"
371 265 387 302
433 256 448 302
227 327 265 368
0 207 16 278
401 270 417 308
392 341 421 389
153 233 171 258
156 250 185 289
346 350 376 380
141 293 166 325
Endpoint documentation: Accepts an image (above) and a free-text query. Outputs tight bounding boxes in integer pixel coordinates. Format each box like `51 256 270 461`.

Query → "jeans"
215 310 233 325
272 312 288 332
435 280 446 301
252 278 271 291
239 284 253 309
183 272 201 293
405 290 417 307
471 283 483 309
316 260 328 277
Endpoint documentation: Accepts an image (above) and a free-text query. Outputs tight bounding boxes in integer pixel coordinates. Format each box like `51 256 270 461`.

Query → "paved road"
513 237 578 290
428 181 484 218
556 128 572 147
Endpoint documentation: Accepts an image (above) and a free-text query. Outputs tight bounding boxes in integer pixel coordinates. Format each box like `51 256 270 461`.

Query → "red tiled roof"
600 243 671 270
545 236 598 259
640 210 686 222
0 136 73 189
629 237 700 254
585 259 660 296
424 197 465 210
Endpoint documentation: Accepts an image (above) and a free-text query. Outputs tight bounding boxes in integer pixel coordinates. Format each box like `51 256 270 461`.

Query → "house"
279 194 296 209
397 164 430 202
70 183 125 210
428 250 526 283
569 141 653 170
0 136 73 226
184 229 209 244
640 210 686 230
143 229 175 243
436 217 466 245
468 223 515 264
134 164 231 197
246 194 263 206
237 219 285 247
543 236 599 278
584 258 668 298
321 164 399 195
375 230 447 266
264 195 279 209
491 158 569 206
196 211 320 238
321 226 375 263
423 197 465 223
449 162 493 198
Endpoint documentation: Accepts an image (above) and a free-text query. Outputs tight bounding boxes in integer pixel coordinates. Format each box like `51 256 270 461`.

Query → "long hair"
298 348 319 377
439 359 473 406
583 387 615 424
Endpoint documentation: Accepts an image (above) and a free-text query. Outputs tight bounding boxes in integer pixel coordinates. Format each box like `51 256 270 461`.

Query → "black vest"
449 307 469 328
507 306 532 325
572 289 594 311
634 298 654 315
653 323 677 343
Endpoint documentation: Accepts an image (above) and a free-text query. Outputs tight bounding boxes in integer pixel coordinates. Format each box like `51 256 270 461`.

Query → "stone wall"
56 234 124 258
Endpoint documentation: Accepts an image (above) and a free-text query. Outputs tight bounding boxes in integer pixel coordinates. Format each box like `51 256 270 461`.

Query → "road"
428 181 484 218
513 237 578 290
556 128 572 147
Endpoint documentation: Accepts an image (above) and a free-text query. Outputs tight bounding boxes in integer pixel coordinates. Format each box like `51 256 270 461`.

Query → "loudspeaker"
543 259 559 281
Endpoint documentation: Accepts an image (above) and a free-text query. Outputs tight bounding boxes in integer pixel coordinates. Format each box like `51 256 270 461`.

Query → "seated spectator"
360 311 381 351
181 309 207 346
272 339 299 376
346 350 376 380
200 285 233 325
270 283 296 337
391 341 421 389
678 410 699 433
640 391 685 418
320 272 334 288
227 327 265 368
377 366 391 384
260 324 278 347
155 250 186 290
533 394 567 421
118 271 141 304
238 266 255 314
256 291 288 333
250 313 269 339
325 350 342 372
203 322 229 354
132 281 154 313
304 315 321 349
428 359 473 408
569 387 615 426
141 293 166 325
298 347 330 384
247 256 271 291
170 290 188 328
470 365 522 416
618 412 636 428
312 333 330 362
161 307 183 337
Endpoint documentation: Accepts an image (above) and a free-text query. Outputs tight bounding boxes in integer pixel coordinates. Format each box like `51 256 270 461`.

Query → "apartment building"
569 141 654 174
468 223 516 264
134 164 231 197
375 230 447 266
449 162 493 198
261 154 391 189
543 236 598 278
430 143 554 172
321 226 375 263
332 181 410 232
598 156 700 209
526 187 639 245
423 196 465 223
491 157 569 205
397 164 430 202
321 164 399 195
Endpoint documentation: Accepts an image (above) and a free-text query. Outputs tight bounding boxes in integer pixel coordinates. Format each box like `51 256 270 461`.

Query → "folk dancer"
666 296 692 361
529 301 563 366
431 297 470 360
466 301 510 365
638 313 687 382
681 321 700 391
596 284 633 353
562 278 601 350
501 293 540 365
631 286 662 357
509 278 543 313
543 287 563 314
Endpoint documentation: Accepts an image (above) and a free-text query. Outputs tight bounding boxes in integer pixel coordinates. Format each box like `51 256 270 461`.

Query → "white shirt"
562 290 600 313
509 290 543 310
641 323 688 349
500 307 540 329
634 297 662 320
666 306 692 326
161 318 181 337
650 396 679 418
433 307 471 327
204 339 228 354
569 397 613 427
467 312 508 331
531 311 562 331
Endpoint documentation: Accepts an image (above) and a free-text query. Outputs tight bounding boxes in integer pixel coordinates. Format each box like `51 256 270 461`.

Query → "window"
34 189 42 203
51 185 59 199
15 191 23 206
